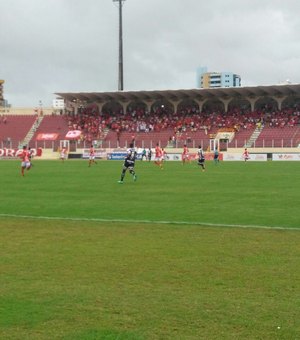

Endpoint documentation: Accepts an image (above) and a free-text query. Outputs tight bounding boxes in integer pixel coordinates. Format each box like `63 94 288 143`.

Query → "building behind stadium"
197 66 241 89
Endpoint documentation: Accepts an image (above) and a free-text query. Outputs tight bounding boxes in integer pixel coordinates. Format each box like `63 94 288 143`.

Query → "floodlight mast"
113 0 126 91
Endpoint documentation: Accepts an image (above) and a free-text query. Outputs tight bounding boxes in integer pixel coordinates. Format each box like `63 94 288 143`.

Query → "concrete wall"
2 107 53 115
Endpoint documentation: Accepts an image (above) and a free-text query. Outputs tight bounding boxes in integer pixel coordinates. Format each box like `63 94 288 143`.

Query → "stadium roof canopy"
56 84 300 104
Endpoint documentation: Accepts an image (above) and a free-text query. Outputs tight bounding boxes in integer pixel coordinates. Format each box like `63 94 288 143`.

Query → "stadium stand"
228 127 257 148
1 89 300 150
31 115 70 149
255 126 300 147
2 109 298 150
52 84 300 149
0 115 37 148
80 107 300 148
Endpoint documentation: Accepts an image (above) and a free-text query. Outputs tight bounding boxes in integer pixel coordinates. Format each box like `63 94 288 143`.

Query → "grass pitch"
0 160 299 339
1 159 299 228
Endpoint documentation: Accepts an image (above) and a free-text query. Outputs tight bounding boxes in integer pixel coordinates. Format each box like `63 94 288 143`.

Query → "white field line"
0 213 299 231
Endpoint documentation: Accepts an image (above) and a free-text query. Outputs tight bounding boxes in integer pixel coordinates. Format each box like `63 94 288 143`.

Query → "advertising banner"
163 152 223 161
65 130 82 140
107 152 127 160
36 133 59 141
82 149 107 159
0 148 43 158
223 153 267 161
164 153 182 161
272 153 300 161
107 151 224 161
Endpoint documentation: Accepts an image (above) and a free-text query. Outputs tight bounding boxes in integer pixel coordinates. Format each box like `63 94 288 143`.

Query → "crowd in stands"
1 102 298 149
65 103 300 142
263 108 300 128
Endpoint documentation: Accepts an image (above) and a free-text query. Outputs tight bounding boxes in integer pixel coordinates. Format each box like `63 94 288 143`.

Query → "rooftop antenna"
113 0 126 91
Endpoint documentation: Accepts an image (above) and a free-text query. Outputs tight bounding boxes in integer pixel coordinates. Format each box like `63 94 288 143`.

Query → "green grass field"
0 160 299 339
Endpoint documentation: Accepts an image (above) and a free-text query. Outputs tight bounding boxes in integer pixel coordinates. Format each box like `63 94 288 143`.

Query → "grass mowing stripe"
1 213 299 231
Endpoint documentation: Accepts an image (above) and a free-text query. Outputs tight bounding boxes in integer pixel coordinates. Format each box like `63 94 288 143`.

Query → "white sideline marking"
0 213 299 231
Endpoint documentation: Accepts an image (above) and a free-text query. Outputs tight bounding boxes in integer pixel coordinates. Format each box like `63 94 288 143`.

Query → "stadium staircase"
245 126 263 148
98 128 110 146
19 116 44 148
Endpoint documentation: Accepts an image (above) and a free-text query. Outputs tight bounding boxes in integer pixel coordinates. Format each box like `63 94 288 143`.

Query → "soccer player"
214 148 219 164
141 148 147 161
243 148 250 162
161 148 167 162
118 143 137 183
197 145 205 172
147 148 152 162
28 147 34 166
20 145 31 176
182 144 190 165
59 147 67 162
154 143 163 169
88 144 97 167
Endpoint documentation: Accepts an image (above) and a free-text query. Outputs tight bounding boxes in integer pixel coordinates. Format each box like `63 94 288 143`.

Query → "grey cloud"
0 0 300 106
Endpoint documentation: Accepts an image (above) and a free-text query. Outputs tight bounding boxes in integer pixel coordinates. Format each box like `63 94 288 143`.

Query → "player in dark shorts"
118 143 138 183
197 145 205 172
28 147 34 166
147 148 152 162
214 148 219 164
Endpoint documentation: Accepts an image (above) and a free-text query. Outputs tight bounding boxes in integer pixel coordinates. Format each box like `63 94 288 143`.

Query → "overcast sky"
1 0 300 107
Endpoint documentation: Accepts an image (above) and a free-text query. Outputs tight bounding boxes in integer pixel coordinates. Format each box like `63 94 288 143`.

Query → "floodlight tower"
113 0 126 91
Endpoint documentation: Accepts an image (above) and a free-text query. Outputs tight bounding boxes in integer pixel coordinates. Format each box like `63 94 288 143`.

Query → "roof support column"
120 101 129 114
194 100 206 113
273 96 287 111
219 98 231 113
143 99 155 113
246 97 258 112
170 100 181 113
73 102 79 115
96 102 104 113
